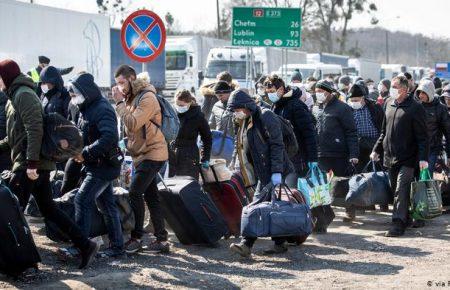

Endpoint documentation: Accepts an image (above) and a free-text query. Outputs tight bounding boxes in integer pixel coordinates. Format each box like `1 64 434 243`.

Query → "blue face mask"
268 92 280 103
175 105 189 113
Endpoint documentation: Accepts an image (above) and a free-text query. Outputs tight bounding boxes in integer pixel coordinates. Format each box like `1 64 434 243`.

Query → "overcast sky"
18 0 450 39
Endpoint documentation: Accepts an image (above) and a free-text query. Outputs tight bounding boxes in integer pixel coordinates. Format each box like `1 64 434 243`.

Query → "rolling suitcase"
0 183 41 277
157 176 227 246
201 168 250 237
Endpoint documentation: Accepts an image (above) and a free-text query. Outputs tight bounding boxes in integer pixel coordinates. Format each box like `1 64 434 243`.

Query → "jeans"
389 165 415 224
129 160 167 241
9 170 90 251
75 173 123 250
428 153 438 175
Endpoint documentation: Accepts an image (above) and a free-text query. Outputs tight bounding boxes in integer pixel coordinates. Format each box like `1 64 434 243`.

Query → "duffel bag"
241 183 312 238
410 169 443 220
346 161 392 207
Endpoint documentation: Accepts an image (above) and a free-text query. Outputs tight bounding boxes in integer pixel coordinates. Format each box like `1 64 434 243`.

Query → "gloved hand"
26 160 39 181
201 161 210 169
419 160 429 170
271 173 282 186
370 152 380 162
349 158 359 165
308 162 318 169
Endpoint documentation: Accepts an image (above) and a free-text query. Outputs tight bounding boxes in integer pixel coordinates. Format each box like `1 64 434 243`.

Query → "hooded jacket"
314 96 359 160
40 66 71 119
71 73 120 180
228 90 293 186
373 94 429 168
421 98 450 155
115 75 168 166
0 74 54 171
272 86 318 172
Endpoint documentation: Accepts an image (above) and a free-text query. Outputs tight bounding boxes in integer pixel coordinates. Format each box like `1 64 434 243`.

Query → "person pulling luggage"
227 90 294 257
0 59 98 269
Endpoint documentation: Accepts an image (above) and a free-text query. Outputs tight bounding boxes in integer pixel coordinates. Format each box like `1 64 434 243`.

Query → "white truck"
0 0 111 87
272 63 343 83
163 35 228 97
380 64 408 80
348 58 381 82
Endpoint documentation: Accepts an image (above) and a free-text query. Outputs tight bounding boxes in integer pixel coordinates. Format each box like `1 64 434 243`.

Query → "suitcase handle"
200 203 213 221
157 173 169 190
7 223 20 247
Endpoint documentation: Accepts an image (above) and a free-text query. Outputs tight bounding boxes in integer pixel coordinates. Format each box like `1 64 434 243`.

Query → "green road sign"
232 7 302 48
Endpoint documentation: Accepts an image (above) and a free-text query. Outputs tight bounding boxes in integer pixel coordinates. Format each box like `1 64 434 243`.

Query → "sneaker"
385 220 406 237
146 241 170 253
263 243 288 255
79 240 100 269
97 247 125 259
342 212 356 223
411 220 425 228
124 238 143 254
57 246 80 261
229 242 251 258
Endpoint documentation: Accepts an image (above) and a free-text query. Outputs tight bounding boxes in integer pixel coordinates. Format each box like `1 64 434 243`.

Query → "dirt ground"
1 207 449 290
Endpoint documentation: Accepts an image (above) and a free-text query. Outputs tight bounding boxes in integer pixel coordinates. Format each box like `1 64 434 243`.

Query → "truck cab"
273 63 343 83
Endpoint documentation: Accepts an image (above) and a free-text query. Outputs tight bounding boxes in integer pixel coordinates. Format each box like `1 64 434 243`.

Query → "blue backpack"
135 90 180 142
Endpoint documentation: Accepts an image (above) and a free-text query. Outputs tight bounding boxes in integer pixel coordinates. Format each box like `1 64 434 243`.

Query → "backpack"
135 90 180 142
256 109 299 158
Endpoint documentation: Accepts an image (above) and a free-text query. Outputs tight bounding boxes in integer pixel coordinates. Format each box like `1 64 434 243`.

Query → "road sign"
120 10 166 63
232 7 302 48
436 62 450 79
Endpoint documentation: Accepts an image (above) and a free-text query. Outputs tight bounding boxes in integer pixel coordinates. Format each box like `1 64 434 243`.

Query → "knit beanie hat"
38 55 50 64
347 83 366 99
291 70 302 82
0 59 21 90
213 81 232 94
315 80 336 93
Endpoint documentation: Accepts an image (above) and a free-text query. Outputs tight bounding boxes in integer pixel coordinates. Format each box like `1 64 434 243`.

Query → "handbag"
346 161 392 207
241 183 312 238
297 164 332 208
410 169 443 220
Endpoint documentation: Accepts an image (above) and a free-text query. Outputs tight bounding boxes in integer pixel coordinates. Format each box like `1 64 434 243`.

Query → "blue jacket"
71 73 120 180
40 66 71 119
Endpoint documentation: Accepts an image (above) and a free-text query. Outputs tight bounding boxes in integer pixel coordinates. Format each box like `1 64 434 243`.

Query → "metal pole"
385 30 389 64
216 0 221 38
142 62 146 73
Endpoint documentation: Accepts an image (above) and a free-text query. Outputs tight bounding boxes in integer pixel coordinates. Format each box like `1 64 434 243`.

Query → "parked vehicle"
307 53 349 67
348 58 381 82
380 64 408 80
272 63 343 83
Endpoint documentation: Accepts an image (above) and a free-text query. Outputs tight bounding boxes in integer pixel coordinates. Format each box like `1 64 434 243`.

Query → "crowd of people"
0 56 449 269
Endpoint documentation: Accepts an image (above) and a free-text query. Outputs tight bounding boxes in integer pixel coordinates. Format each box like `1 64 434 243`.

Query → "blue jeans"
75 173 124 250
428 153 438 175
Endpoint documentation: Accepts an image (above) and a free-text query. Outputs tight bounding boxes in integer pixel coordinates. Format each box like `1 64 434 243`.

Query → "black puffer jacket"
373 94 429 168
40 66 70 119
314 96 359 159
422 98 450 155
169 105 212 179
273 86 317 171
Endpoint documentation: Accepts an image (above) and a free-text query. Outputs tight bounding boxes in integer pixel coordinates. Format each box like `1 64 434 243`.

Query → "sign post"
120 9 166 71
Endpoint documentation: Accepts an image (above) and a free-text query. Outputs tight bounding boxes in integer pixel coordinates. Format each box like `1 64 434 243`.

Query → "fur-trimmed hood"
129 72 156 102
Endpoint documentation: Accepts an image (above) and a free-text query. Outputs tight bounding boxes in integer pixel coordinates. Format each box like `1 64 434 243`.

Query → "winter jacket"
71 73 120 180
0 91 11 171
365 97 384 133
209 100 235 136
229 93 293 186
40 66 71 119
169 105 212 179
314 96 359 160
421 98 450 155
272 86 318 173
200 83 218 121
115 76 168 166
0 74 55 172
373 94 429 168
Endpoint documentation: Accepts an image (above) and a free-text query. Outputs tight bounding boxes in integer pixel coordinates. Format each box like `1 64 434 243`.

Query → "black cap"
315 80 336 93
348 83 366 99
214 81 232 94
38 56 50 64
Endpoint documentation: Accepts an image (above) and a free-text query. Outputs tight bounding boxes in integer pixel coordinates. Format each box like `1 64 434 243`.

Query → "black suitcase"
0 183 41 277
158 176 228 246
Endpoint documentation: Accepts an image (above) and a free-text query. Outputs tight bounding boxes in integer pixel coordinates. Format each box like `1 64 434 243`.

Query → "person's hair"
403 72 413 80
307 76 317 82
114 65 136 79
263 74 285 89
217 71 232 83
175 89 197 105
392 75 409 89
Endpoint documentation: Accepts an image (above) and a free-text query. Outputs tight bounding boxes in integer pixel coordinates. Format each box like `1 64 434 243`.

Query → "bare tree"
96 0 131 25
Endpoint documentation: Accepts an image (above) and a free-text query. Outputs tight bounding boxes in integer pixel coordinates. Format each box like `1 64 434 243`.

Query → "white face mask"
316 92 327 103
175 104 189 114
268 92 280 103
378 84 385 93
348 101 363 110
338 83 346 90
234 111 247 120
390 87 400 99
368 84 374 92
290 82 301 88
71 94 85 105
41 84 49 94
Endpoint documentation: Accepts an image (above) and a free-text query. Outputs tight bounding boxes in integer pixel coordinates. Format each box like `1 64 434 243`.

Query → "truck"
348 58 381 82
307 53 349 68
380 64 408 80
253 47 307 76
272 63 343 83
163 35 228 97
0 0 111 87
110 28 166 92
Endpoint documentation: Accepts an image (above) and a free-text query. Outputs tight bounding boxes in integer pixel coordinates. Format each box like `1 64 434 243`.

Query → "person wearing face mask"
376 79 391 106
365 78 379 101
290 70 314 111
0 59 99 269
416 79 450 182
264 74 317 182
209 81 235 136
371 75 429 237
39 66 71 119
338 75 352 99
112 65 170 254
227 90 294 257
168 90 211 180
